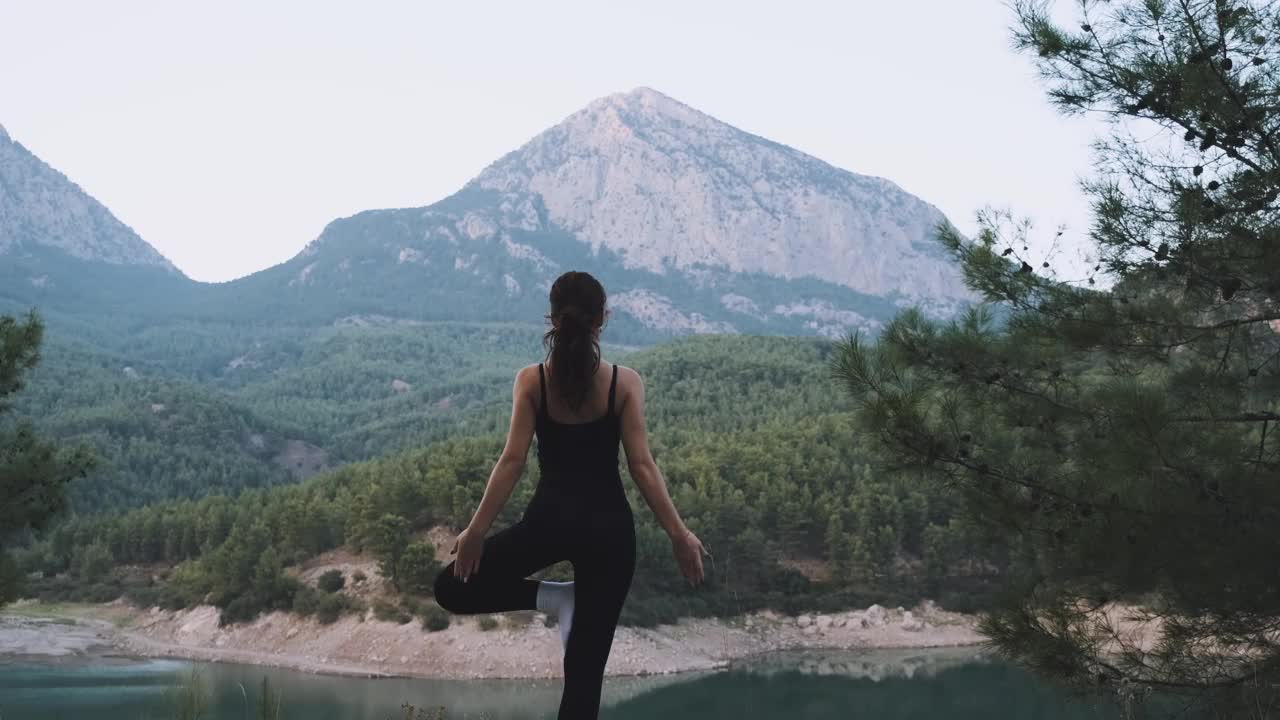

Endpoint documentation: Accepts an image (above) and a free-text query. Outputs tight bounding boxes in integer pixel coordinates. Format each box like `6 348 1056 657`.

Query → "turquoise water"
0 651 1123 719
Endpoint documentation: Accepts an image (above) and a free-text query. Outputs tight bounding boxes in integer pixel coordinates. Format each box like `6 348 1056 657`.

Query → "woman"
433 270 708 720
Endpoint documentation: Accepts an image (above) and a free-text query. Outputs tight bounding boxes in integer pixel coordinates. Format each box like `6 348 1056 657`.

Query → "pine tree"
370 514 410 590
0 312 93 605
824 512 849 581
835 1 1280 714
397 541 441 595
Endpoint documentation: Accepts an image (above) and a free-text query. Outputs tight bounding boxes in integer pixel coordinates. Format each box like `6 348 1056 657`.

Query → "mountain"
0 123 177 271
3 90 971 339
221 88 970 340
0 122 191 317
472 87 962 303
2 91 978 512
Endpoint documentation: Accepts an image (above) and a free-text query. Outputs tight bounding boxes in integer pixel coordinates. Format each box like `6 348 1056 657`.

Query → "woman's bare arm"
468 367 537 534
452 366 537 580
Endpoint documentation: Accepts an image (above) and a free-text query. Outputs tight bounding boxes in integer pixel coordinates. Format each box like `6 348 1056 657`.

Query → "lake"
0 649 1124 719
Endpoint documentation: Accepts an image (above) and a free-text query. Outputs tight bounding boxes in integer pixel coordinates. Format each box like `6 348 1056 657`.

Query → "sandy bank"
2 599 984 680
0 613 120 665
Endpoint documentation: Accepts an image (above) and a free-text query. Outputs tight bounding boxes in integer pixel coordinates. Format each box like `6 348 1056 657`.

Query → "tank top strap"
607 364 618 416
538 363 547 416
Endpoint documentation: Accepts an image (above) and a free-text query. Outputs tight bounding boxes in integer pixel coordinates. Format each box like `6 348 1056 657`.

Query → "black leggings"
433 501 636 720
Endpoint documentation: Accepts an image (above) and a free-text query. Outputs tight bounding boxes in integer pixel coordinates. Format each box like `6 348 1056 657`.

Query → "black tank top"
533 363 627 510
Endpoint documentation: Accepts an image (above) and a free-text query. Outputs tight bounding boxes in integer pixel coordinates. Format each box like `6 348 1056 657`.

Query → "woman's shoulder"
515 363 543 387
609 363 643 388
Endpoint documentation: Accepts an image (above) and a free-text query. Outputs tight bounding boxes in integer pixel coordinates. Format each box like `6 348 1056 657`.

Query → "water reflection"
0 649 1126 720
605 651 1119 719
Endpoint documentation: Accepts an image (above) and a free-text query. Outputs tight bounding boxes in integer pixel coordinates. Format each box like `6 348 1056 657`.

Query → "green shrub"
293 584 356 624
399 596 426 616
74 542 114 583
396 542 441 595
221 595 263 626
477 615 498 631
374 599 411 624
126 579 197 610
293 585 321 616
317 593 346 624
82 583 122 603
420 603 450 632
125 584 164 608
318 569 345 593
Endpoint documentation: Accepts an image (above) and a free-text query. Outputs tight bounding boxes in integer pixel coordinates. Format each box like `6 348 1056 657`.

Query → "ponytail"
542 272 607 412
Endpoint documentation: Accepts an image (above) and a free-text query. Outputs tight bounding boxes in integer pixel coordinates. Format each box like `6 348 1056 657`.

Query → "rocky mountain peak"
469 88 969 305
585 86 708 127
0 127 180 273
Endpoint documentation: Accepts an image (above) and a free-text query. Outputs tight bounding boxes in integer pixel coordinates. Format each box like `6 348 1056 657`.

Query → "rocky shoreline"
0 614 120 666
1 599 985 680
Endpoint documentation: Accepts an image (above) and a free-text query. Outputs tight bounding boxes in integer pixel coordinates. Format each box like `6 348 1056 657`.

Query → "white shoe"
535 580 575 651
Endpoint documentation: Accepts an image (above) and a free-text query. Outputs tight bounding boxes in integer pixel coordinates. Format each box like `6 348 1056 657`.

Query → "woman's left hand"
451 525 485 582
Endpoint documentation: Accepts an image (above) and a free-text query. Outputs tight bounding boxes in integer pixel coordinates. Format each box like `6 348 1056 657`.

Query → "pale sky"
0 1 1100 283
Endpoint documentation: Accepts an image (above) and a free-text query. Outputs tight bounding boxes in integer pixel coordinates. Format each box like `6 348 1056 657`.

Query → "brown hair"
542 271 607 412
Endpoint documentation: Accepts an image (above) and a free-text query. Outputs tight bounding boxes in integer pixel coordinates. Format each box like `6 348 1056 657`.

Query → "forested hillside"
13 337 298 511
18 334 1004 627
18 324 879 513
16 322 542 510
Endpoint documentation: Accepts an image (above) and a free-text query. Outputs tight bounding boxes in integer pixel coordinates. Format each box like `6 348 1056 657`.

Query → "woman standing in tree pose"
433 270 708 719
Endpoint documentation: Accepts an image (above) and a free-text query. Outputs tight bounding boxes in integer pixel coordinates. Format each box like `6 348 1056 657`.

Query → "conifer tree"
835 1 1280 714
0 312 92 605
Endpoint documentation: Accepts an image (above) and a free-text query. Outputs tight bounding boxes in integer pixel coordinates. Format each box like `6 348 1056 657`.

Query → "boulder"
901 610 924 632
864 604 887 626
797 615 812 628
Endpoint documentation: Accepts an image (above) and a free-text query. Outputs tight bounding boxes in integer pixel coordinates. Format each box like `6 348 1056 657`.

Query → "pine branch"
1182 0 1280 168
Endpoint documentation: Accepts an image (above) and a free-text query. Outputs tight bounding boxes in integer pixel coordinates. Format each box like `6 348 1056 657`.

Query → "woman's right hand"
451 525 486 583
670 527 709 586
